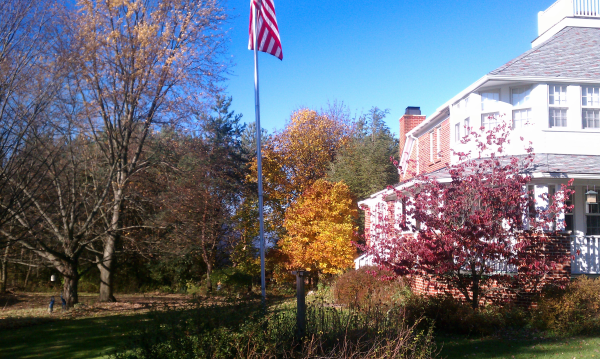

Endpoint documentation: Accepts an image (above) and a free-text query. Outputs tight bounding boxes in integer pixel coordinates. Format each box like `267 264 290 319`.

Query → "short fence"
571 235 600 274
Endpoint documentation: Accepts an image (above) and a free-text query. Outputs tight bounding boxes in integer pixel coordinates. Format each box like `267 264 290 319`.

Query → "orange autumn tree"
269 108 351 197
248 108 351 236
280 179 358 280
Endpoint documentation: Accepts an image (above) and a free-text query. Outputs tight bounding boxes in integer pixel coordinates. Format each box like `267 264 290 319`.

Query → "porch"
571 235 600 274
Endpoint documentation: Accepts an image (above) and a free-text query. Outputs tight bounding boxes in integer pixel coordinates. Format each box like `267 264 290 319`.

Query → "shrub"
533 275 600 335
210 268 253 294
111 300 438 359
401 295 527 336
333 266 408 308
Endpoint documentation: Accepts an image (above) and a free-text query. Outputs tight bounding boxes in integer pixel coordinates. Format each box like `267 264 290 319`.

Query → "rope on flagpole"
253 0 267 310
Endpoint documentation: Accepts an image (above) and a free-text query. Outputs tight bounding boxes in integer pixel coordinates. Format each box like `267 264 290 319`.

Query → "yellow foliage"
280 179 358 275
248 109 350 234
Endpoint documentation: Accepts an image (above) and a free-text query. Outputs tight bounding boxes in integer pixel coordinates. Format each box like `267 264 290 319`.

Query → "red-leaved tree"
367 121 573 308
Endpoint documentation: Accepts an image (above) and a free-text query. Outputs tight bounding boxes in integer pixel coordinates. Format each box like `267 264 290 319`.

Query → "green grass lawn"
439 335 600 359
3 308 600 358
0 313 147 359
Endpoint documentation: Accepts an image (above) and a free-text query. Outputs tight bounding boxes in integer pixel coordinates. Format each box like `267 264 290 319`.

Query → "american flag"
248 0 283 60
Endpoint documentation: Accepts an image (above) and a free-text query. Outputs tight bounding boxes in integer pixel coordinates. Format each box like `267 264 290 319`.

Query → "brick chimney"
399 106 425 159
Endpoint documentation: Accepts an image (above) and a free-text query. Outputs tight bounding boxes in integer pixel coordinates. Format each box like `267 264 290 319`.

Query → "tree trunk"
98 184 124 303
23 265 31 290
98 234 117 302
471 270 480 309
62 262 80 307
1 244 9 293
206 263 212 293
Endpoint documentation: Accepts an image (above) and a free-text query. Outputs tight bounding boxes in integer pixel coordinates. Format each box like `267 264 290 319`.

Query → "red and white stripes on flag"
248 0 283 60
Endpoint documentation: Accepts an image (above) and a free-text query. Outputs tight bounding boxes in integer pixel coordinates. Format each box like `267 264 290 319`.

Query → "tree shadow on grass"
0 292 24 309
0 312 153 359
0 298 287 359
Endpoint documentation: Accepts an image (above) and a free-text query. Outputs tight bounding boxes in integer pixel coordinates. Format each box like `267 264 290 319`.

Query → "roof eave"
406 74 491 138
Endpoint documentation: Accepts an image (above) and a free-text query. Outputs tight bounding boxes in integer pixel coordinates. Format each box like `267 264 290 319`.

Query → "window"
481 112 500 129
455 123 460 142
512 87 532 129
549 85 568 128
527 185 536 219
394 198 407 231
549 85 567 105
481 91 499 112
370 202 388 238
429 131 434 162
464 117 470 133
549 108 568 128
436 127 442 159
586 189 600 235
512 87 531 107
582 86 600 129
564 189 574 232
513 109 532 128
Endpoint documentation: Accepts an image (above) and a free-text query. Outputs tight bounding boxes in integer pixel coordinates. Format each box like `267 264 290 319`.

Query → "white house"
357 0 600 276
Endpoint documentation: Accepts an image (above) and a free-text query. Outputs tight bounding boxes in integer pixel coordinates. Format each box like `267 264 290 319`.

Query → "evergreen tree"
328 107 399 201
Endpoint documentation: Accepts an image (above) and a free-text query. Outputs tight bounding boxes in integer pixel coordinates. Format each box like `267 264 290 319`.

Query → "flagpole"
253 2 267 308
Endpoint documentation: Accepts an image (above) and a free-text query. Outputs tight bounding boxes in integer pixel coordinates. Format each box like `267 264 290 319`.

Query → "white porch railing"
571 235 600 274
488 260 517 274
539 0 600 35
574 0 600 16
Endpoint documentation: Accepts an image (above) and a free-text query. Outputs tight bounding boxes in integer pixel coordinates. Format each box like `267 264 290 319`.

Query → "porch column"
573 185 586 236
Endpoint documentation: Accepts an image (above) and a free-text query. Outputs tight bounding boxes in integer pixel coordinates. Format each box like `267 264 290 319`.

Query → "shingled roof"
489 26 600 78
394 154 600 186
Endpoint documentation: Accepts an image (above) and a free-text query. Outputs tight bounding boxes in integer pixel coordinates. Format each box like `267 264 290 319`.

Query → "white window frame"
429 131 434 162
511 86 532 129
436 127 442 159
481 90 500 112
564 187 574 233
464 117 470 134
454 122 460 143
548 85 568 128
481 112 500 130
582 86 600 129
585 187 600 235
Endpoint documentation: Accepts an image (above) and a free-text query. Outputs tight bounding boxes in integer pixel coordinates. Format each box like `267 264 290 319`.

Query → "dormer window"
582 86 600 129
549 85 568 128
481 91 499 112
512 86 532 129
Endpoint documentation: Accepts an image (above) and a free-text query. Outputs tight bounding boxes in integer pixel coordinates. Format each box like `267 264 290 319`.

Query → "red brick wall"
399 114 425 164
401 118 451 181
418 119 450 174
409 235 571 307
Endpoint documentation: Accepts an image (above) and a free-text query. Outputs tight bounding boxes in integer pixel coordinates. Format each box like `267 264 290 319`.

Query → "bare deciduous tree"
66 0 229 301
0 0 61 293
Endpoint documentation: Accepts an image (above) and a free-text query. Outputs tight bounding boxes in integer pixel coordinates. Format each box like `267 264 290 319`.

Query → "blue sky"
223 0 556 136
